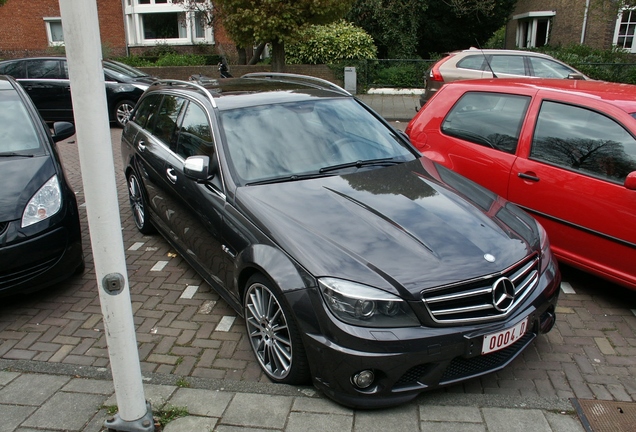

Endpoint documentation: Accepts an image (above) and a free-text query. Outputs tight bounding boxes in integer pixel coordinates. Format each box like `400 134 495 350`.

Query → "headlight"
319 278 420 328
22 175 62 228
537 221 552 273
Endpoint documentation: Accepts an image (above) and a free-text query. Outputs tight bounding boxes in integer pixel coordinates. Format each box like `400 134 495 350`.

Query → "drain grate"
572 399 636 432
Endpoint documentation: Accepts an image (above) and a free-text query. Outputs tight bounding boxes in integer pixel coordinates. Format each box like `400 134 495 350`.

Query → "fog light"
352 370 375 389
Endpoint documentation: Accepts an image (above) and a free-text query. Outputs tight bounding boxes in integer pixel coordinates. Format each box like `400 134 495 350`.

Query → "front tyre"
244 274 310 384
114 99 135 128
127 172 155 234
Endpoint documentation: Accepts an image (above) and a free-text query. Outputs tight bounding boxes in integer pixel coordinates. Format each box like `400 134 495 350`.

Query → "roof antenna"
475 39 497 78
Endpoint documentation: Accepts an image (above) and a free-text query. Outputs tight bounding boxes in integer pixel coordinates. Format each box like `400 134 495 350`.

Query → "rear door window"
489 55 526 76
175 102 213 159
441 92 531 154
26 60 67 79
531 101 636 183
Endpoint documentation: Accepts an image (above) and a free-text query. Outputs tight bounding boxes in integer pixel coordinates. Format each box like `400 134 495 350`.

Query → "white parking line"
560 282 576 294
216 316 236 332
128 242 144 251
180 285 199 299
150 260 168 271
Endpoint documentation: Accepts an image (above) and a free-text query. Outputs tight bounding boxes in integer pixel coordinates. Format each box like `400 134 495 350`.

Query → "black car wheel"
114 99 135 128
244 274 309 384
127 173 155 234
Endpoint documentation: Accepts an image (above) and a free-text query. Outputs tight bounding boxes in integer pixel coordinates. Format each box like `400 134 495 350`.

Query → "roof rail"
152 79 218 108
241 72 351 96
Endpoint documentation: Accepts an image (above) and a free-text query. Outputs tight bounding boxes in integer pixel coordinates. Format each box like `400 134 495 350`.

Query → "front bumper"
0 204 83 296
290 262 560 408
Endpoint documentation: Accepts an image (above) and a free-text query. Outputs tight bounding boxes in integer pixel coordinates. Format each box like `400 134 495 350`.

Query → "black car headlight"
21 175 62 228
319 277 420 328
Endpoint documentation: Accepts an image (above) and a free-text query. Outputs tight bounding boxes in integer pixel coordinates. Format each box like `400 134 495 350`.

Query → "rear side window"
489 55 526 76
456 55 486 71
0 61 26 79
531 101 636 183
26 60 67 79
441 92 531 154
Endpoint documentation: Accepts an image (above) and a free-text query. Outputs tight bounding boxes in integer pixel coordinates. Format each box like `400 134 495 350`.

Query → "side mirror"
567 73 586 81
51 122 75 143
625 171 636 190
184 155 216 182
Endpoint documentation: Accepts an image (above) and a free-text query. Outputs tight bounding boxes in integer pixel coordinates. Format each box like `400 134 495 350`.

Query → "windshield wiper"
0 152 35 158
246 171 331 186
319 157 400 173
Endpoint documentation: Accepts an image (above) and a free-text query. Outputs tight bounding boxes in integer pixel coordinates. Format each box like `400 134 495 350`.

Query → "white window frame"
613 8 636 53
123 0 214 47
513 11 556 48
44 17 64 47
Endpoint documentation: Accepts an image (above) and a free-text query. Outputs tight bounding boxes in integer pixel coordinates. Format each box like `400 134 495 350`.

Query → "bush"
154 53 207 66
287 21 377 64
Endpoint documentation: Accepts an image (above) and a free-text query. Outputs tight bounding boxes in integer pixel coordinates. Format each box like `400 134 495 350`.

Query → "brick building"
0 0 224 60
505 0 634 52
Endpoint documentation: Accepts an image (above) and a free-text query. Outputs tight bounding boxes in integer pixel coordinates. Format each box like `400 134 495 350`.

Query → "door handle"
137 140 146 152
518 172 540 182
166 167 177 184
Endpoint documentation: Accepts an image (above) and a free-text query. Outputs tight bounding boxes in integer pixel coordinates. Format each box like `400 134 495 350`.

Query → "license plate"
481 318 528 355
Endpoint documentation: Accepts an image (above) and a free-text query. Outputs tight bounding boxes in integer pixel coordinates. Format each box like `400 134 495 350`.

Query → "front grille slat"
421 254 540 326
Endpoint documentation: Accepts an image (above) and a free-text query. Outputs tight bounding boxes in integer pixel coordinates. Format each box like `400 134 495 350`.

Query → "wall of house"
0 0 127 59
506 0 618 50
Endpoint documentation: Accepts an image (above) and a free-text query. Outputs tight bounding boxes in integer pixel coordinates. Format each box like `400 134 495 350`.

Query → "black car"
121 73 561 408
0 75 84 297
0 57 155 127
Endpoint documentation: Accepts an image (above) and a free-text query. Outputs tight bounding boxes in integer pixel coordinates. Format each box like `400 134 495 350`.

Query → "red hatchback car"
406 78 636 290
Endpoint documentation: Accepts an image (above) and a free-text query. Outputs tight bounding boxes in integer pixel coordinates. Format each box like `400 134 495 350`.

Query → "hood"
0 156 56 221
235 159 540 298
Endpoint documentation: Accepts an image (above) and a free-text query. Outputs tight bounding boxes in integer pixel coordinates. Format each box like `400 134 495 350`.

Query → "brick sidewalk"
1 127 635 404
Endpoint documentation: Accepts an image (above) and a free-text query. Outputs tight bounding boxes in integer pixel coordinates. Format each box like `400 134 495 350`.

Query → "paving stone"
221 393 293 429
0 371 20 386
482 408 551 432
167 388 233 417
0 374 69 406
291 396 353 415
420 422 486 432
62 378 115 395
354 404 418 432
21 392 104 431
419 405 482 423
544 412 585 432
162 415 218 432
285 411 352 432
0 404 36 432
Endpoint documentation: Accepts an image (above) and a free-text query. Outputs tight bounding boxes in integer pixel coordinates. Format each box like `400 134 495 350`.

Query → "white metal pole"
57 0 151 429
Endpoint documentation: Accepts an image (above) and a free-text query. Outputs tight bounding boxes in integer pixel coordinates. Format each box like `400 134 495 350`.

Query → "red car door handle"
518 172 540 182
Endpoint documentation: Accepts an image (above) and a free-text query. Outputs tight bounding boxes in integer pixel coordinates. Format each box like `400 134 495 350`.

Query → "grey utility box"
344 67 357 94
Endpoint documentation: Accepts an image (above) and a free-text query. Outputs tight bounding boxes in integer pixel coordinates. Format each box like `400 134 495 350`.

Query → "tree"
213 0 355 71
346 0 427 58
347 0 515 58
416 0 517 58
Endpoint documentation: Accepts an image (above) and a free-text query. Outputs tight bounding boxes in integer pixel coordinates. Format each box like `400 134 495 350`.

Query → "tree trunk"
248 42 267 65
271 40 285 72
237 46 247 65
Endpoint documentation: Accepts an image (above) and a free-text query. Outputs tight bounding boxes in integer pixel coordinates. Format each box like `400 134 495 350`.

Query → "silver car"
420 48 588 107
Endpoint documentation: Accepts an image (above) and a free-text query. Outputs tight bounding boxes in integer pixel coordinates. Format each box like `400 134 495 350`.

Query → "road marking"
128 242 144 251
150 260 168 271
216 316 236 332
560 282 576 294
180 285 199 299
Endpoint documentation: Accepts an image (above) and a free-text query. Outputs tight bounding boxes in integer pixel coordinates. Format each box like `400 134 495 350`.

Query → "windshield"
103 60 149 79
219 98 416 184
0 90 43 156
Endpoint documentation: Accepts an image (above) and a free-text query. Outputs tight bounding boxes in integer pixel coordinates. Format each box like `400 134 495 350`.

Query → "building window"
124 0 214 46
44 18 64 46
142 12 187 39
614 9 636 51
513 11 555 48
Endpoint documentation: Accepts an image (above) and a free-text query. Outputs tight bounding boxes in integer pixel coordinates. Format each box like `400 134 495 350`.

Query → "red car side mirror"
625 171 636 190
